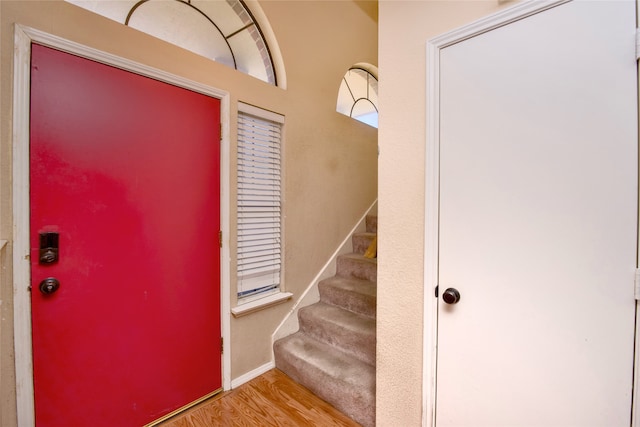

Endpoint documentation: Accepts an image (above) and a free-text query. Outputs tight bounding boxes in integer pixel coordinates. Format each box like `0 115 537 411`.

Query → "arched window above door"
66 0 278 85
336 64 378 128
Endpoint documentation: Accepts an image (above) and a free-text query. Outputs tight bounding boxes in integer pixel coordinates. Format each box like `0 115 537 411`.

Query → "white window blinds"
237 104 283 299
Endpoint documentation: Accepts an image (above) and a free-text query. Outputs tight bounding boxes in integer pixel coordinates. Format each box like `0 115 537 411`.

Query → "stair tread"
353 231 376 238
299 303 376 366
319 276 376 319
337 253 377 282
274 333 376 426
300 302 375 336
320 276 376 296
274 333 375 390
339 252 377 264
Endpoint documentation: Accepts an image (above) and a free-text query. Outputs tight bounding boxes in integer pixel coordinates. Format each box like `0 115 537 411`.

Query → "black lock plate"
39 232 59 264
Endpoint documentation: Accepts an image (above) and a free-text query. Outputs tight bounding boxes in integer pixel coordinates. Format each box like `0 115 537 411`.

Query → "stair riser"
298 309 376 366
337 256 377 282
366 215 377 234
352 233 375 255
319 281 376 319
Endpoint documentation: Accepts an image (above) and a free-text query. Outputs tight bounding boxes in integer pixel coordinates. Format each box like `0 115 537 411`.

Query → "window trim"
231 291 292 317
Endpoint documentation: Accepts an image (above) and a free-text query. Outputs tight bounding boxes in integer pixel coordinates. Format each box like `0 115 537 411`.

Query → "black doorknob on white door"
442 288 460 304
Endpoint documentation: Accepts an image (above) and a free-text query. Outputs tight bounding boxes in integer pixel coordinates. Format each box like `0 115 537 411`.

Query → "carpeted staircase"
274 215 377 427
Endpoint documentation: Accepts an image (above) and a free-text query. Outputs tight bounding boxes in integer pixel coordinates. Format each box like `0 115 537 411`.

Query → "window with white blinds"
237 104 284 300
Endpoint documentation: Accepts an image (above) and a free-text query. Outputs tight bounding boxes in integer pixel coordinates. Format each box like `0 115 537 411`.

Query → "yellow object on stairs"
363 236 377 259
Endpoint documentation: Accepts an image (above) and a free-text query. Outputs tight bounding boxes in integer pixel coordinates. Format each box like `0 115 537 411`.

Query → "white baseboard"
231 361 276 389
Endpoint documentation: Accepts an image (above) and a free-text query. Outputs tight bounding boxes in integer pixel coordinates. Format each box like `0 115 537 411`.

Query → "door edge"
12 24 232 427
631 2 640 426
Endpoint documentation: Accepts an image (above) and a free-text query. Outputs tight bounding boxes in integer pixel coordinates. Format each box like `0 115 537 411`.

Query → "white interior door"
436 1 638 425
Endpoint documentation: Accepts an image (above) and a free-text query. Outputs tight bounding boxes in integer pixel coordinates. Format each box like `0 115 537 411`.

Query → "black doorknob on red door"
39 278 60 295
442 288 460 304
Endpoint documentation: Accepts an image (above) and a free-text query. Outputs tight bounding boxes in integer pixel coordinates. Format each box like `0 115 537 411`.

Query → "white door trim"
633 3 640 427
422 1 572 425
12 24 232 427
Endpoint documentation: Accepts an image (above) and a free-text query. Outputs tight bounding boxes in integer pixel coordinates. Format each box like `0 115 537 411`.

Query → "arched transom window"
66 0 277 85
336 64 378 128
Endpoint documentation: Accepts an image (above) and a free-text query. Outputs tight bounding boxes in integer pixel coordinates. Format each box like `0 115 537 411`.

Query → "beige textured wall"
0 1 377 425
377 1 512 425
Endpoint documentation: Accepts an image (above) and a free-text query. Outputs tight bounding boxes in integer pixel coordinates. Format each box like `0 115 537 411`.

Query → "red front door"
29 44 222 426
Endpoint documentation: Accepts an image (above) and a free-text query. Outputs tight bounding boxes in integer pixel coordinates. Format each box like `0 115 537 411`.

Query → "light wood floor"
160 369 362 427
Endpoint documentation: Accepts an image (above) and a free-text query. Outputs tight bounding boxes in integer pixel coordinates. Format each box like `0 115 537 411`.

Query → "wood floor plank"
160 369 362 427
255 373 352 425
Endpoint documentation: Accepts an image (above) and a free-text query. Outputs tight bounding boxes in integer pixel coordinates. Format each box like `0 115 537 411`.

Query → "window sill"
231 292 293 318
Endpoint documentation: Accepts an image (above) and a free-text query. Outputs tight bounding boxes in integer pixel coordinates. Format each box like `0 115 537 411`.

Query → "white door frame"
633 2 640 426
422 0 638 425
12 24 232 426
